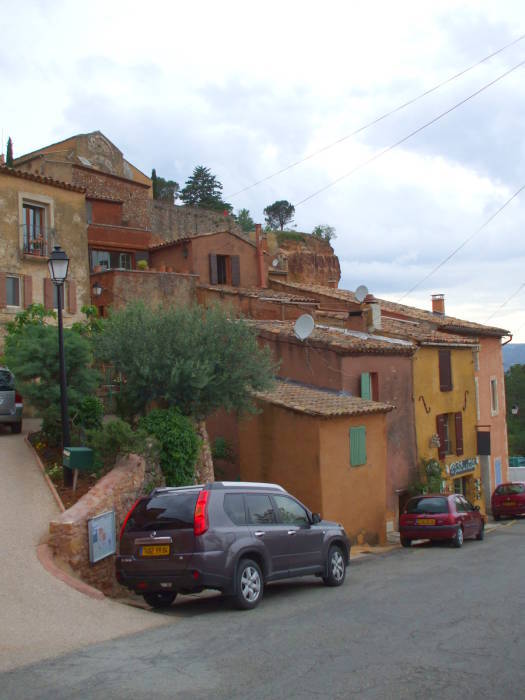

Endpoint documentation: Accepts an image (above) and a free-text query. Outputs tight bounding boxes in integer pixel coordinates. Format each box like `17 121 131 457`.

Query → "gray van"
0 367 22 434
117 481 350 610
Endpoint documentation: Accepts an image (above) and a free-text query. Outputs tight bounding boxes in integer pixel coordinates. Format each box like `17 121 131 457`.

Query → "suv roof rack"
209 481 286 492
151 485 204 495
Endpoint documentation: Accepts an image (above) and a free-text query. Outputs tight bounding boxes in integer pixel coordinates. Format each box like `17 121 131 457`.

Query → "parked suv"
0 367 23 434
116 482 350 610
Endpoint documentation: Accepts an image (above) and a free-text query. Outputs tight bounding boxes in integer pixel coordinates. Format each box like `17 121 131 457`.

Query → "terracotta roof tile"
255 379 394 417
0 165 85 193
379 317 477 346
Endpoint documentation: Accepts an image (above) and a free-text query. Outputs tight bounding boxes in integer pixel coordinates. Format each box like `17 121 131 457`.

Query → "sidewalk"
0 420 167 673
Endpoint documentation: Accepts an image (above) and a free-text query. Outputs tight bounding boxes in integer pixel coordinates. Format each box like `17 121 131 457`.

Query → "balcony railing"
23 237 49 257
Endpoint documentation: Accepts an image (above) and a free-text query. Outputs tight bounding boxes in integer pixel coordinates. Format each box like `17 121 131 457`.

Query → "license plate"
140 545 170 557
504 501 517 507
417 518 436 525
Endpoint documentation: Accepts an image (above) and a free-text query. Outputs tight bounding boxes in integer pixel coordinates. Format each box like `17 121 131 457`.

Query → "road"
2 520 525 699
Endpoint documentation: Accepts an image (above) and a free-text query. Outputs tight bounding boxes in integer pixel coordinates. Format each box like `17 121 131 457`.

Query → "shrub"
137 259 149 271
76 395 104 431
139 408 201 486
211 436 234 462
87 418 155 473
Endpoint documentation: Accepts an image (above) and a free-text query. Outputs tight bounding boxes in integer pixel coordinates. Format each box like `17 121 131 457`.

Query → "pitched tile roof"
379 317 477 346
272 281 509 337
254 379 394 417
0 165 85 193
251 320 415 356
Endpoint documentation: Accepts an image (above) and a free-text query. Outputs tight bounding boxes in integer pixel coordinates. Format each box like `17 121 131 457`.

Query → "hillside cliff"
264 232 341 287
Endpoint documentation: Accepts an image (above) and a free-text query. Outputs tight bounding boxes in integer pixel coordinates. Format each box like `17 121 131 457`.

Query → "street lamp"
48 245 73 487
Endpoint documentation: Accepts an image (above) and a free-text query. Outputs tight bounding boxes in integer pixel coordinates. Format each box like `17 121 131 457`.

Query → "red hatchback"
491 482 525 520
399 494 484 548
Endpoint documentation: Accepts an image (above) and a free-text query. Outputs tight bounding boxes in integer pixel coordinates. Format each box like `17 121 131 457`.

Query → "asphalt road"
2 520 525 700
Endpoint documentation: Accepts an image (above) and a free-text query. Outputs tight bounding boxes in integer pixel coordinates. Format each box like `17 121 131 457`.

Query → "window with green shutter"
350 426 367 466
361 372 371 400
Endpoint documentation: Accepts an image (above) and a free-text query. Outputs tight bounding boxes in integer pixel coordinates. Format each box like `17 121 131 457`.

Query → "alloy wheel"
241 566 261 603
331 550 344 582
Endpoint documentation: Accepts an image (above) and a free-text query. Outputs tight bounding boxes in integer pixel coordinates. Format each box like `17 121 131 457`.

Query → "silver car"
0 367 23 434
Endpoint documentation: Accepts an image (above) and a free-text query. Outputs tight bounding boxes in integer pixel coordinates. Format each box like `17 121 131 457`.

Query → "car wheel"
10 422 22 434
452 526 464 548
400 537 411 548
143 592 177 609
322 545 346 587
234 558 263 610
476 522 485 541
494 513 501 521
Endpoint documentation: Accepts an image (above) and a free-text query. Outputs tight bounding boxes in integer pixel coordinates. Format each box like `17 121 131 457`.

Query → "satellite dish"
355 285 369 303
272 258 279 268
294 314 315 341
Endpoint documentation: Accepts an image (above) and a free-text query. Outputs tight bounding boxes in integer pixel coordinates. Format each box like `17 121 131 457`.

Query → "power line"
485 283 525 322
295 58 525 208
225 33 525 200
398 182 525 302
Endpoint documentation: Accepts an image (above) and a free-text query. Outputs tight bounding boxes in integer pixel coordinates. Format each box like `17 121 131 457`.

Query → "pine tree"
6 137 13 167
263 200 295 230
180 166 232 213
151 168 158 199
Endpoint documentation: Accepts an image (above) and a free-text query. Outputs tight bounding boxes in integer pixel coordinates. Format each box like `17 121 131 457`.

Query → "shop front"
446 457 483 508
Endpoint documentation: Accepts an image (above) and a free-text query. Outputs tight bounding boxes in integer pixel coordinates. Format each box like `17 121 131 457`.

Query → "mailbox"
63 447 94 472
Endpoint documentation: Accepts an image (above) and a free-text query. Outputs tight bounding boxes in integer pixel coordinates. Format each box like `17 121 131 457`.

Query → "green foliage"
235 208 255 233
408 459 444 496
312 224 337 243
6 136 13 167
4 322 100 445
137 259 149 270
211 436 234 462
276 231 308 245
87 418 156 473
139 408 200 486
506 364 525 455
264 200 295 231
96 302 276 420
180 165 232 213
71 305 104 338
5 303 56 337
75 395 104 431
151 168 179 203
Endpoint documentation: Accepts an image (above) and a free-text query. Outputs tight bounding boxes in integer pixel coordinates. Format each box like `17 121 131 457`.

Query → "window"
454 496 466 512
438 349 453 392
273 495 309 526
405 497 449 514
245 494 276 524
6 276 20 306
23 203 47 255
209 254 241 287
350 426 366 466
90 250 132 271
124 492 200 532
436 412 463 459
224 494 246 525
490 378 499 415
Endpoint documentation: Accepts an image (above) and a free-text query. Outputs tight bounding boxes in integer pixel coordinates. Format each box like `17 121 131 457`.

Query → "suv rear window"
125 492 199 532
495 484 525 495
406 497 449 514
0 370 14 391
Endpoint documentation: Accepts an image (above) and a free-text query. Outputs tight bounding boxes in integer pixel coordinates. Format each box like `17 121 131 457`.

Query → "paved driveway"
0 420 167 673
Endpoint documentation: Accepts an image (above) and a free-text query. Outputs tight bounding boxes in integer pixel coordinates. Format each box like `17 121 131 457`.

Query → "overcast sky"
3 1 525 339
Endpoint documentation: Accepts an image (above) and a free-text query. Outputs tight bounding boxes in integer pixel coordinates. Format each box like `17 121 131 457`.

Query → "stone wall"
48 454 146 597
149 201 242 240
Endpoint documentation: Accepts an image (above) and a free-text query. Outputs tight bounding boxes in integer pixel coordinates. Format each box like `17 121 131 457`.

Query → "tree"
264 200 295 230
180 166 232 213
505 364 525 454
96 303 276 482
4 313 100 445
312 224 337 243
6 137 13 167
151 168 179 203
236 208 255 233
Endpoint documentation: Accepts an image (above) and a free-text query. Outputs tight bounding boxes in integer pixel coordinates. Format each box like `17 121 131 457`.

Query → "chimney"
432 294 445 315
255 223 266 287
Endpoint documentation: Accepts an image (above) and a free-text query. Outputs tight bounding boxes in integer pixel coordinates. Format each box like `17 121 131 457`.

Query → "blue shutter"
350 426 367 466
361 372 371 400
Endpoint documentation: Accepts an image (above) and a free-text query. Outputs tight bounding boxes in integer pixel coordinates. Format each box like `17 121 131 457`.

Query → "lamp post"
48 245 73 487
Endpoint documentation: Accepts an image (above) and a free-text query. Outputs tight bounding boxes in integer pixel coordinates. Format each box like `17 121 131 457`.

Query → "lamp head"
48 245 69 285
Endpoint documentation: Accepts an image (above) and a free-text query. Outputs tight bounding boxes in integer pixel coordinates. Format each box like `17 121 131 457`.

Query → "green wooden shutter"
361 372 371 400
350 426 367 466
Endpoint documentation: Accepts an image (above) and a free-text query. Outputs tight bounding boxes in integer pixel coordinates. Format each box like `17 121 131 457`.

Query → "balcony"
23 236 49 257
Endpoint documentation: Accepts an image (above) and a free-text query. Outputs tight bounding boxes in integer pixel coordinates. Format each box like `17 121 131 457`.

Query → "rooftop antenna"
355 285 369 303
294 314 315 341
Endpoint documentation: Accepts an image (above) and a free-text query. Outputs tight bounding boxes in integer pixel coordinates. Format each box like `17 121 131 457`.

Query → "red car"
491 482 525 520
399 494 484 548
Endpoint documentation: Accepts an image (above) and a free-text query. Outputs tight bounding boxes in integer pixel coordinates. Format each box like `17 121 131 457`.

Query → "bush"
76 395 104 431
87 418 155 473
211 436 234 462
137 259 149 271
139 408 201 486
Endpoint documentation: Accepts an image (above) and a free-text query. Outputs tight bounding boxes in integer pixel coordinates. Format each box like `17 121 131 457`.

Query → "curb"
25 435 66 513
36 543 105 600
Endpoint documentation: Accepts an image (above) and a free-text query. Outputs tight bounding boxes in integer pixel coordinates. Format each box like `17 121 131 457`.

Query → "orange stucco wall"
192 233 264 287
150 243 193 274
319 415 388 545
238 401 389 544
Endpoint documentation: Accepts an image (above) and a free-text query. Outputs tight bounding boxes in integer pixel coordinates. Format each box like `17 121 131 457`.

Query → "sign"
88 510 116 564
449 457 478 477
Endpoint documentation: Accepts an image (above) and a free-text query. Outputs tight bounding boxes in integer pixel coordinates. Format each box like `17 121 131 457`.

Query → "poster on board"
88 510 116 564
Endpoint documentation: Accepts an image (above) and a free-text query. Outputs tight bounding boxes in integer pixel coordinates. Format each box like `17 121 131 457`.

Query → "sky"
3 0 525 339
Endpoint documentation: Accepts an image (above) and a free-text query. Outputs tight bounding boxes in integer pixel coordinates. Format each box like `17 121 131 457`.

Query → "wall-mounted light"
92 282 103 297
183 245 188 259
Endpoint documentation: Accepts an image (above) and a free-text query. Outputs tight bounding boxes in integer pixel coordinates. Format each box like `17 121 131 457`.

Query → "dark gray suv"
0 367 23 434
116 481 350 610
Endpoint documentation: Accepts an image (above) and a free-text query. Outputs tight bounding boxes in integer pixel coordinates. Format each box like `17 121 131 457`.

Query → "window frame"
19 193 54 258
6 275 21 308
490 377 499 416
272 494 310 527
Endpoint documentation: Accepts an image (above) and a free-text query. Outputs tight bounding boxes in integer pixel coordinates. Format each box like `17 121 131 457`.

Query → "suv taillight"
15 392 22 403
194 490 209 536
120 498 141 542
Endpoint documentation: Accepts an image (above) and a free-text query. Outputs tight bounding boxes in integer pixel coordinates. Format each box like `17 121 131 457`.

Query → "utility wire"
226 33 525 200
295 58 525 208
398 182 525 302
485 283 525 322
